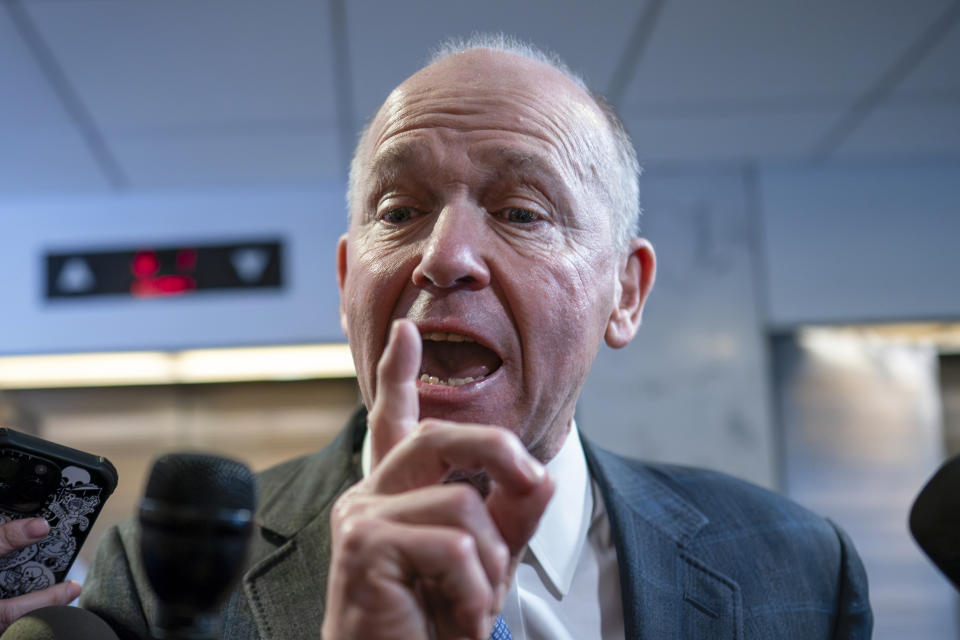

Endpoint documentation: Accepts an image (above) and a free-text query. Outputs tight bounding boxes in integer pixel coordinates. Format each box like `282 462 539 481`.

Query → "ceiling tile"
344 0 649 123
110 127 341 189
896 26 960 93
0 134 111 194
834 103 960 157
24 0 339 132
0 9 108 192
624 110 837 163
619 0 951 109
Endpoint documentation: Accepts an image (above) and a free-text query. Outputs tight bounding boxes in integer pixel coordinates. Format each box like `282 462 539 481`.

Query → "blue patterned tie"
489 614 512 640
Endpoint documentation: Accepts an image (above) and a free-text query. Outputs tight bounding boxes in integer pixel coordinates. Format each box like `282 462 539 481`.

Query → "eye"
501 207 540 224
379 207 420 224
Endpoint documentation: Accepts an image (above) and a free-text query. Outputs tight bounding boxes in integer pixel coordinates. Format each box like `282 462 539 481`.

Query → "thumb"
368 319 421 467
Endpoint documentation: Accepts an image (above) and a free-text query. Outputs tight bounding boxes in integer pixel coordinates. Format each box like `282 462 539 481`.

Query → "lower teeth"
418 373 487 387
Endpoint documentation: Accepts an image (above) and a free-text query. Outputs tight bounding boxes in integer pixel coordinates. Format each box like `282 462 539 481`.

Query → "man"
25 36 870 638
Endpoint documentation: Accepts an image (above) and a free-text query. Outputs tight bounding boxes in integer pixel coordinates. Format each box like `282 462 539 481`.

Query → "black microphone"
1 605 120 640
909 454 960 590
138 453 256 640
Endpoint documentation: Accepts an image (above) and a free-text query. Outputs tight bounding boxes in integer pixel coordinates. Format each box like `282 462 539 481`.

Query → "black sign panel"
45 240 284 300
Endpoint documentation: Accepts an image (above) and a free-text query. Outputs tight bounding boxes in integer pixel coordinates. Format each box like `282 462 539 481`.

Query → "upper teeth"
418 373 485 387
421 331 476 343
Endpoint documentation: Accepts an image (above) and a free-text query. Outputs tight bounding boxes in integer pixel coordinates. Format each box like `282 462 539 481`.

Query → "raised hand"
322 319 554 640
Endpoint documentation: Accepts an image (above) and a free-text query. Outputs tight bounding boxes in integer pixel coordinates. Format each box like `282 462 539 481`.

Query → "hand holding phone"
0 518 81 631
0 429 117 601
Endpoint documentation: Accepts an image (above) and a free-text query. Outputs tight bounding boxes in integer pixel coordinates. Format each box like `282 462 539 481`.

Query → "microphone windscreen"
139 453 257 639
1 606 119 640
910 454 960 588
144 453 255 511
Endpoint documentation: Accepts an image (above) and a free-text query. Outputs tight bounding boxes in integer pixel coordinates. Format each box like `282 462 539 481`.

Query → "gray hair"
347 33 641 249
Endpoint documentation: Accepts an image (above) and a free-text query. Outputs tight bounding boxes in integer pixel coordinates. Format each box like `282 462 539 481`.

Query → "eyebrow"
365 143 427 207
475 146 571 206
479 146 557 183
364 140 568 212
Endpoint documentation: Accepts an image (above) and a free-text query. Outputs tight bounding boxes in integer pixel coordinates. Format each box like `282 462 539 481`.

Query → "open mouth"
419 331 503 388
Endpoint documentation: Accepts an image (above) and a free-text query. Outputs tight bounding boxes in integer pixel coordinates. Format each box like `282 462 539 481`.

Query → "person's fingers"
335 483 511 593
487 470 556 555
330 520 495 639
368 319 422 468
0 580 81 631
0 518 49 556
370 421 547 498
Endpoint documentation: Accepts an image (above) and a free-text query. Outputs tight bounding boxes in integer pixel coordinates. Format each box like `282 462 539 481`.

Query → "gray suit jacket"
80 410 872 638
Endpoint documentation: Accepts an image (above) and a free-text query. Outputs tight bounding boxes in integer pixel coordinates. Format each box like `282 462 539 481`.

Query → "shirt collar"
360 418 592 596
525 419 592 596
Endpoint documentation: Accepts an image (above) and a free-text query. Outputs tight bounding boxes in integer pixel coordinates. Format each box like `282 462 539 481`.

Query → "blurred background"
0 0 958 636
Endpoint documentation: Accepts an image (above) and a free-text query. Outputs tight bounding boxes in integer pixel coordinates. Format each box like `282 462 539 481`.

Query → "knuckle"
330 488 367 525
375 355 393 379
336 515 377 555
415 418 443 436
0 524 22 552
446 532 477 564
366 404 385 429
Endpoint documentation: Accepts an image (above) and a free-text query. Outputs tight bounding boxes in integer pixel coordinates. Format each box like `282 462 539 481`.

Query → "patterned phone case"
0 428 117 597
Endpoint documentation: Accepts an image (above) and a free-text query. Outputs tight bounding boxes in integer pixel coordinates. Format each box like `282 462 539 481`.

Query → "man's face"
339 50 634 461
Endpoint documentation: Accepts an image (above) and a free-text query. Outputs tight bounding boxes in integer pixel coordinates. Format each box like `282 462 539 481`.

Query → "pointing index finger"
368 319 421 468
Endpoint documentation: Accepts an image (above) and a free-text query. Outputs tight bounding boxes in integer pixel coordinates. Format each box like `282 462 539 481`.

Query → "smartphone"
0 428 117 598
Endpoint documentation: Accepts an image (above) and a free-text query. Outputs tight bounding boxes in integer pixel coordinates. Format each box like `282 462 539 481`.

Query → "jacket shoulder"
588 447 872 637
592 448 833 541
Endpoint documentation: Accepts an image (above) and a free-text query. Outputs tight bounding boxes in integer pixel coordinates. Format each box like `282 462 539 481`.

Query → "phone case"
0 428 118 598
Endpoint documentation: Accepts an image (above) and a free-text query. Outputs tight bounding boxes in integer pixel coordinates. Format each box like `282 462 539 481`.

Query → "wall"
1 159 959 491
0 188 345 354
762 161 960 327
578 167 775 487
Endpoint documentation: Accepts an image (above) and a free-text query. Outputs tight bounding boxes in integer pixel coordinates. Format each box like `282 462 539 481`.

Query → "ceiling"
1 0 958 195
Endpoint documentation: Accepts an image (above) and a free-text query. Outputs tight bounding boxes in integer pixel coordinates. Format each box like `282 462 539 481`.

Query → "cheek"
345 241 412 317
520 255 616 370
343 244 415 396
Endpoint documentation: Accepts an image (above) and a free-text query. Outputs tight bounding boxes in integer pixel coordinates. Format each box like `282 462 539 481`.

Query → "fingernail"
26 517 49 538
519 455 546 482
66 580 82 598
389 319 404 341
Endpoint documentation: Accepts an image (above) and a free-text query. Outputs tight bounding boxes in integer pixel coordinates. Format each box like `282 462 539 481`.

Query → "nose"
411 204 490 290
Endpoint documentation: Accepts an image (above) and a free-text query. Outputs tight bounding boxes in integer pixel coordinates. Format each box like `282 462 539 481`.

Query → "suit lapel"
243 507 342 639
584 442 744 640
237 415 744 639
242 412 365 640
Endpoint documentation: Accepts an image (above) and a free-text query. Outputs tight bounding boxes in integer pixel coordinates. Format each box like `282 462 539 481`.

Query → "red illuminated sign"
45 241 283 300
129 250 198 298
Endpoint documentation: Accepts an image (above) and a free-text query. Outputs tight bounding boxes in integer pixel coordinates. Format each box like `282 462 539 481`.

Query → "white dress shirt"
361 421 624 639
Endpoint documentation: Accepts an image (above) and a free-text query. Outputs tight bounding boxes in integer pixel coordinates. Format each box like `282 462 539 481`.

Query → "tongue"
420 341 501 380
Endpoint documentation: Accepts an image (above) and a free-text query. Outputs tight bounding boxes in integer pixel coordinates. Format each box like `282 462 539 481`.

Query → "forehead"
369 133 565 191
358 50 610 193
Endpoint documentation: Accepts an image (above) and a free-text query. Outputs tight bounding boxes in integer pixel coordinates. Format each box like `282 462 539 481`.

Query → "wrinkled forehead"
356 50 614 200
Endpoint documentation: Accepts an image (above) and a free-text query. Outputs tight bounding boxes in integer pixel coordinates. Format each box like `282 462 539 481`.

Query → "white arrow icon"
231 248 269 283
56 257 95 293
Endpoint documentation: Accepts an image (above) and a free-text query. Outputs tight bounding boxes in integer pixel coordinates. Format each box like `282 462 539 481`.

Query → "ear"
605 237 656 349
336 233 350 337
